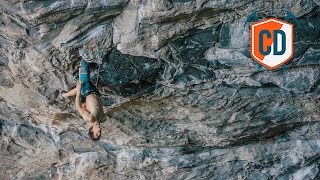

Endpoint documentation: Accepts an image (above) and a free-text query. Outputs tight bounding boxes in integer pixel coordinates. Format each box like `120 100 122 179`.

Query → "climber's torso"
83 93 103 124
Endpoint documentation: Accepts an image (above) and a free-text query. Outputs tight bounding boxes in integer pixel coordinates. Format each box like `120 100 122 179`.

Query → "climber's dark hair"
88 126 100 141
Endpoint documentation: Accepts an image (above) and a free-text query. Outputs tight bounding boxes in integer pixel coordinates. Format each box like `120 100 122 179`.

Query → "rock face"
0 0 320 179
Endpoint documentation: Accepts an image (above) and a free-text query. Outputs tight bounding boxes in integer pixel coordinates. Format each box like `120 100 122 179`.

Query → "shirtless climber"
61 59 103 141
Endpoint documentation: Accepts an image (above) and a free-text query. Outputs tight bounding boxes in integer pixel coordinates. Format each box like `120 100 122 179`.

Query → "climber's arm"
75 82 94 124
61 87 77 98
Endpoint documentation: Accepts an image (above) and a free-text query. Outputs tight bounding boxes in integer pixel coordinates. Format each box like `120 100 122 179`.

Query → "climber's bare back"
85 93 104 124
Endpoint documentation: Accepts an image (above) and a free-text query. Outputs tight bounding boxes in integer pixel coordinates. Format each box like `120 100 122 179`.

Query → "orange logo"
250 18 294 69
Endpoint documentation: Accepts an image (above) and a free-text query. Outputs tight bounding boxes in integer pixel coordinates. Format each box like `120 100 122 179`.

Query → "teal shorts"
80 59 98 103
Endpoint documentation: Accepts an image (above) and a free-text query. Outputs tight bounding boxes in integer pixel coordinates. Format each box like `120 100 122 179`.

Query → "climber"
61 58 104 141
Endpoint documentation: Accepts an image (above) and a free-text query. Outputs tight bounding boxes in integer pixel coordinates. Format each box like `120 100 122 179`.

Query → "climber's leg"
80 59 90 83
79 59 97 97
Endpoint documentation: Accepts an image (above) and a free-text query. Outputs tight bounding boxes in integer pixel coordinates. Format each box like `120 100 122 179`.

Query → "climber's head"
88 124 101 141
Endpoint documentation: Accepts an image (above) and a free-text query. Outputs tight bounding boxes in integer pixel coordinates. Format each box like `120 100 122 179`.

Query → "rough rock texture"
0 0 320 179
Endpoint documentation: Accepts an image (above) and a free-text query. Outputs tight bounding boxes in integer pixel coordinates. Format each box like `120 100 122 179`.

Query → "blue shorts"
80 59 98 103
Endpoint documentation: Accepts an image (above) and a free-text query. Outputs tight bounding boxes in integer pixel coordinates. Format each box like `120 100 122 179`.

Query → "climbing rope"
94 47 103 88
95 63 101 88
